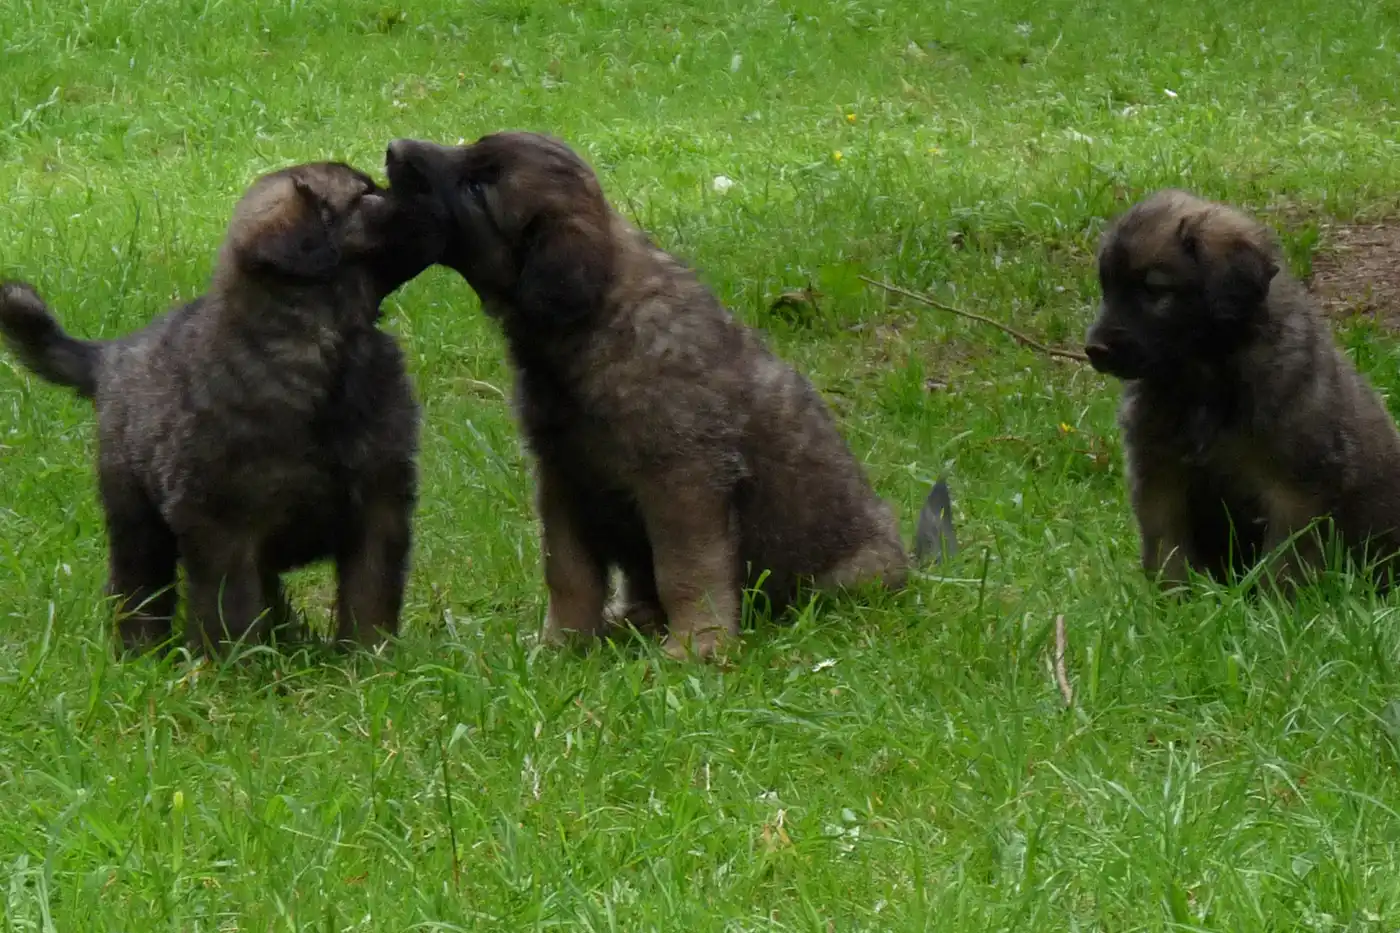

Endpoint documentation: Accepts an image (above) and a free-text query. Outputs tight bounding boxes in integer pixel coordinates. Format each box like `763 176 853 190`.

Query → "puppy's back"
733 333 906 591
599 222 908 593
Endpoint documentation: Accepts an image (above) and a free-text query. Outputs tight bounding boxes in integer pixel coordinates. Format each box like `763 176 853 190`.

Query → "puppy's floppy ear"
1207 237 1278 323
512 214 611 327
245 176 342 280
1178 214 1278 323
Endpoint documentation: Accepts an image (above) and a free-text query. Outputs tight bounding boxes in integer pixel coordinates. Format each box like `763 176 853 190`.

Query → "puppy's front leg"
336 493 413 648
536 466 608 646
1128 463 1194 589
1259 499 1327 596
636 477 740 660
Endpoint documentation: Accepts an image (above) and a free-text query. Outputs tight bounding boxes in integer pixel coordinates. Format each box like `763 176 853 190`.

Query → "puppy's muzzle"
1083 319 1146 380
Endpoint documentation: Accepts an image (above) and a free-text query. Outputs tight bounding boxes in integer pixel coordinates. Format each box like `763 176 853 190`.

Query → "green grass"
3 0 1400 928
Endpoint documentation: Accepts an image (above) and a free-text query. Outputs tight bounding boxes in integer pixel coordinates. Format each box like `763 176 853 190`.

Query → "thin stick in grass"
436 712 462 886
860 276 1090 363
1053 613 1074 707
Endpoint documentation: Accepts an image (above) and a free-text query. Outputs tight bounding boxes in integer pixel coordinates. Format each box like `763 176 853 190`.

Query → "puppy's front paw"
540 609 602 648
660 626 735 662
116 617 174 657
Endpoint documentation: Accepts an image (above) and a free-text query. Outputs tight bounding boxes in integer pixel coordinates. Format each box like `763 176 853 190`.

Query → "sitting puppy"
1085 188 1400 590
0 162 444 653
385 131 956 659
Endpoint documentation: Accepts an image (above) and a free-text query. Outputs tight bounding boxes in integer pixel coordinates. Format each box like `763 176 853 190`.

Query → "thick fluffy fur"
1085 188 1400 590
386 131 956 658
0 163 443 653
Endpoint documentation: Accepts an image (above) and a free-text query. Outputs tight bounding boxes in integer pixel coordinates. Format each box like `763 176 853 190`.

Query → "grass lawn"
4 0 1400 928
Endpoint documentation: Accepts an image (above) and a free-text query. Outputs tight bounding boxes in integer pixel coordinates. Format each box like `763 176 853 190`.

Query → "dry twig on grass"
461 378 507 399
860 276 1090 364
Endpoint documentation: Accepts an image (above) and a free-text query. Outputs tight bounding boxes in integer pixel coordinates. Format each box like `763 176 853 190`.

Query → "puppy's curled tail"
912 477 959 564
0 281 100 399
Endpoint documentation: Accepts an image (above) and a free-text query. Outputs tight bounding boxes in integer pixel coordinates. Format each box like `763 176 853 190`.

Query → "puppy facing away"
0 162 444 654
1085 188 1400 591
385 131 957 659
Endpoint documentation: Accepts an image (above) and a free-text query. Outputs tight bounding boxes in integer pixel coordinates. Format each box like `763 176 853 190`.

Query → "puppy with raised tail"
385 131 957 659
1086 189 1400 591
0 162 444 654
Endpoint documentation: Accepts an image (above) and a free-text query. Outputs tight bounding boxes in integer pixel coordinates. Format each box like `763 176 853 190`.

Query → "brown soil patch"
1308 223 1400 327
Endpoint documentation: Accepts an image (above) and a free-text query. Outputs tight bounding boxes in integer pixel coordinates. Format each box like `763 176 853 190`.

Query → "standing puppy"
0 163 444 653
386 131 956 659
1085 189 1400 590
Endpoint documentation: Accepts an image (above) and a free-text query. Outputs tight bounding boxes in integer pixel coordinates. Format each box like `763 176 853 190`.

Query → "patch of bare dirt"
1308 223 1400 327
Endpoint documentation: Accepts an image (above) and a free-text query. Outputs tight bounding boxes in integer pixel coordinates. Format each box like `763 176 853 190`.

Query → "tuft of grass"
3 0 1400 928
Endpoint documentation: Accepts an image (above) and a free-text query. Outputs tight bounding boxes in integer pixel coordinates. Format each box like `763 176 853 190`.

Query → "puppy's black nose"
1083 342 1115 372
1084 341 1143 380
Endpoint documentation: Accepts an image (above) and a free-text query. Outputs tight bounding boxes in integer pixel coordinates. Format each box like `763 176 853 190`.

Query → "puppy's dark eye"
464 179 488 207
1141 271 1173 301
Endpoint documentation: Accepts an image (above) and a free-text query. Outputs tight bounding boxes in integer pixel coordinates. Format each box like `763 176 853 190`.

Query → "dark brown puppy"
0 162 444 654
386 131 956 659
1085 188 1400 590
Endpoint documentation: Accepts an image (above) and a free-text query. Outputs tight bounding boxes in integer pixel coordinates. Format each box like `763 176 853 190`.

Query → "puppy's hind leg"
636 476 741 661
335 486 414 649
536 465 609 647
182 533 270 655
815 494 913 595
100 470 178 655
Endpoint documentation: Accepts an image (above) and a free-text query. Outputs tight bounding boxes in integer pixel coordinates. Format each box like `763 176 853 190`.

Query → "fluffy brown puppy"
385 131 957 659
0 162 444 654
1085 188 1400 590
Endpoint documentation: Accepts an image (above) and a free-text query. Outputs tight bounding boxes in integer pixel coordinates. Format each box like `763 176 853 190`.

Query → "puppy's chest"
1124 381 1247 464
1124 382 1324 499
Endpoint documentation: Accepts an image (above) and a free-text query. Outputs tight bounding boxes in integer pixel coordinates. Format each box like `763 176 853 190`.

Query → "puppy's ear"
1179 216 1278 323
513 215 611 327
1207 237 1278 324
245 177 342 280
